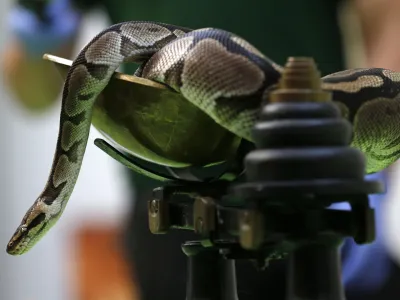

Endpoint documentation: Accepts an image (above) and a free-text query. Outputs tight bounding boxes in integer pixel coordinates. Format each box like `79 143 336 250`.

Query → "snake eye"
20 226 27 232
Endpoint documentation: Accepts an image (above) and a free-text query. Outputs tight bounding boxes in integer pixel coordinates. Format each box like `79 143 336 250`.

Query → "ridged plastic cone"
270 57 331 102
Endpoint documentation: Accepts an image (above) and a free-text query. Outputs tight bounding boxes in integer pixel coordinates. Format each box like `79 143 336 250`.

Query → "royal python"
6 21 400 255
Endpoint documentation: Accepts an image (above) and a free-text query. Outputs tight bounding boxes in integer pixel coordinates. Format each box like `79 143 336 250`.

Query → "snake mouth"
6 238 29 255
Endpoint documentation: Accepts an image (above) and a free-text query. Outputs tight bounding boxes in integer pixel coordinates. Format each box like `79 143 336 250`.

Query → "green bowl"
44 54 241 168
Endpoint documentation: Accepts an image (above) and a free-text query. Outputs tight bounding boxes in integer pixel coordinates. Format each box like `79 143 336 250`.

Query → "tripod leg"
286 242 346 300
183 241 239 300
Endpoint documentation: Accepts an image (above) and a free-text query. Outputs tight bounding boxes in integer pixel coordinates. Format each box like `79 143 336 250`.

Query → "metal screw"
148 198 169 234
193 197 216 235
149 199 159 215
239 210 264 250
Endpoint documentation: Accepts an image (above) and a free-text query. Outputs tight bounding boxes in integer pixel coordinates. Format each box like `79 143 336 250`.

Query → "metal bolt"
149 199 159 215
239 210 264 250
193 197 216 235
148 198 169 234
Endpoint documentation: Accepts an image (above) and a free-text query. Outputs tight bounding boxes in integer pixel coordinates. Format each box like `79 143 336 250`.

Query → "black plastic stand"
95 57 385 300
287 242 345 300
183 241 238 300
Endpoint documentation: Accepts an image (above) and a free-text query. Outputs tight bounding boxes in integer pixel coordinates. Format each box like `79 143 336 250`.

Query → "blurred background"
0 2 137 300
1 0 400 300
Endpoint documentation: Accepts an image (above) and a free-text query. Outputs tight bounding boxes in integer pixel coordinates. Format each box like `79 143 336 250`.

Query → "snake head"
7 224 30 255
6 199 52 255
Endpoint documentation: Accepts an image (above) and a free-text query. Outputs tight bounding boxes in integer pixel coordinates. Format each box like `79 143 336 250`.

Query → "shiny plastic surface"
43 54 241 168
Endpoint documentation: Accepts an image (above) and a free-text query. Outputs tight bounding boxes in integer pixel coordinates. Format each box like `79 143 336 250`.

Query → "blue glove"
8 0 81 56
331 171 392 292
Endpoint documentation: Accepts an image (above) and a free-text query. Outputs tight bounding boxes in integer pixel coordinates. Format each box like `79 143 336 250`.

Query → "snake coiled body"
7 21 400 255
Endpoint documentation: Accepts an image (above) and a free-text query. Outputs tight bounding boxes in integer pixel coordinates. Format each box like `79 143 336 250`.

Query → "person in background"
3 0 400 299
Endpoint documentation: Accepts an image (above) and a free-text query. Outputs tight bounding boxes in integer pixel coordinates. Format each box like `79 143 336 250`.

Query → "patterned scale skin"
322 69 400 174
6 21 400 255
6 21 192 255
141 28 283 140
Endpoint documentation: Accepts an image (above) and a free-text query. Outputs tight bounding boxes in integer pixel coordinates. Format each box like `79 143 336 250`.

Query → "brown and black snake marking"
142 28 282 139
7 21 400 255
322 68 400 173
6 21 192 255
